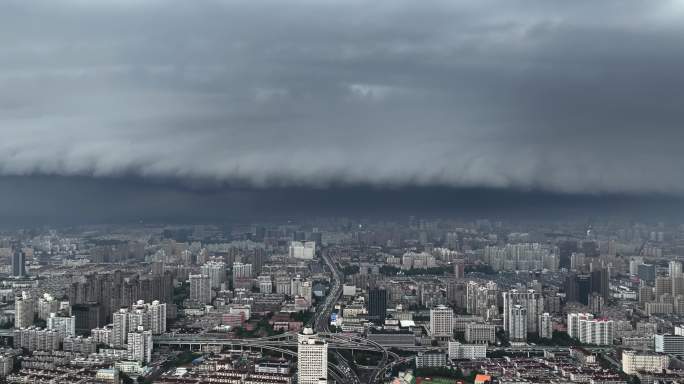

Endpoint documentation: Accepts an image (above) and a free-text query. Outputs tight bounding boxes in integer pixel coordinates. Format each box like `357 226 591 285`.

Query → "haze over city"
2 1 684 384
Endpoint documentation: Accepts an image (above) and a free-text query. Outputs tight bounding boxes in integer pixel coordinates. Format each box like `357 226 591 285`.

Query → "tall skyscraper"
429 305 454 338
297 328 328 384
11 249 26 278
189 274 211 304
368 288 388 324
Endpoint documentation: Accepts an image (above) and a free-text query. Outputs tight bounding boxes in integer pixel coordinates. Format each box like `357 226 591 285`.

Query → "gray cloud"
2 0 684 193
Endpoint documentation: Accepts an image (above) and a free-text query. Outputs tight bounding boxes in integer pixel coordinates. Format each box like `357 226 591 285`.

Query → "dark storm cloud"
2 0 684 193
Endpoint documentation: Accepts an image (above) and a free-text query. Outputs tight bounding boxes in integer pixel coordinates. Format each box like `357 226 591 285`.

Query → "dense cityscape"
0 219 682 383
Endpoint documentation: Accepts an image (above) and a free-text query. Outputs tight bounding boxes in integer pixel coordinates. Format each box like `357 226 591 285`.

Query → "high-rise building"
37 294 61 321
368 288 388 325
127 327 153 363
15 293 34 329
112 309 129 347
503 289 543 337
567 312 614 345
655 277 673 299
639 264 656 283
429 305 453 338
297 328 327 384
538 313 553 339
189 274 211 304
232 262 253 280
148 300 167 335
47 313 76 339
669 261 683 278
201 261 226 289
258 275 272 293
289 241 316 260
590 267 610 300
11 249 26 278
509 305 527 342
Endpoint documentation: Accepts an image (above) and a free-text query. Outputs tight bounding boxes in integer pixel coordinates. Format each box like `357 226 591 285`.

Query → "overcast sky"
2 0 684 218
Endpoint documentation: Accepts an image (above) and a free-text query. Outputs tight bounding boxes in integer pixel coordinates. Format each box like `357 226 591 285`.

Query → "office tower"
127 327 153 363
368 288 388 324
308 231 323 245
289 241 316 259
258 275 272 293
670 261 683 277
638 264 656 283
538 313 553 339
465 323 496 344
201 261 226 289
112 309 128 347
15 294 34 329
429 305 454 338
232 262 253 280
590 267 610 300
503 289 543 337
297 328 328 384
47 313 76 338
509 305 527 342
189 274 211 304
11 249 26 278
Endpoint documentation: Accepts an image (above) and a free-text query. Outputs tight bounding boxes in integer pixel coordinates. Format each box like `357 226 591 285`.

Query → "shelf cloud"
2 1 684 194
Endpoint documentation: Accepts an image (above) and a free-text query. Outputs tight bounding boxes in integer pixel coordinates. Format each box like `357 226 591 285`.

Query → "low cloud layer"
2 1 684 194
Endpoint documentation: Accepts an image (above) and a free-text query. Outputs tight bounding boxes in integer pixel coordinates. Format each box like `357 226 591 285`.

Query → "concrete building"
654 334 684 355
503 289 543 338
46 313 76 339
448 341 486 359
232 262 253 280
509 305 527 342
189 274 212 304
289 241 316 260
258 275 273 293
201 260 227 289
429 305 453 338
297 328 327 384
622 350 669 375
465 323 496 344
127 327 153 364
539 312 553 339
15 293 34 329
